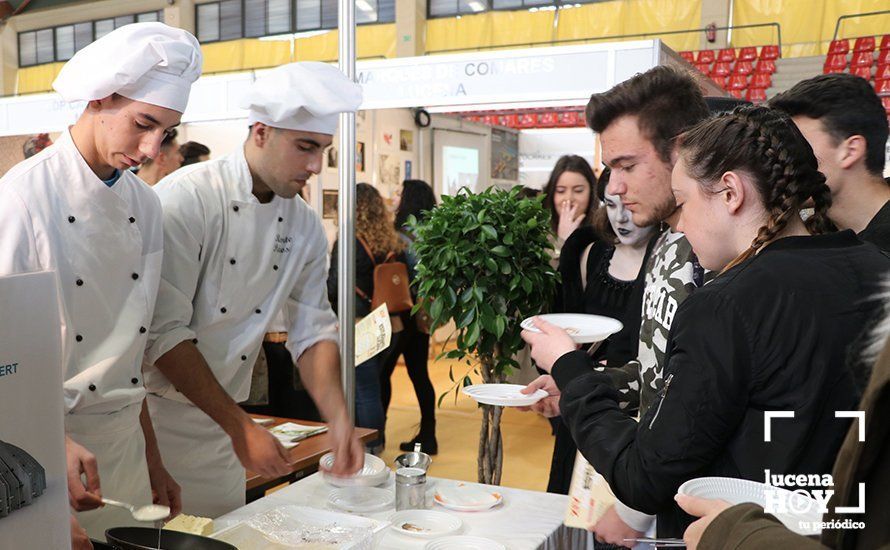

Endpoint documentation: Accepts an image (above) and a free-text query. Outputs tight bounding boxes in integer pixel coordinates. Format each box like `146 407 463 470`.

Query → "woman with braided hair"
519 105 890 538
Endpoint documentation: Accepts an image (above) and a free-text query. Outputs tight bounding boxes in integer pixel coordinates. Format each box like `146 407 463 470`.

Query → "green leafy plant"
409 186 558 484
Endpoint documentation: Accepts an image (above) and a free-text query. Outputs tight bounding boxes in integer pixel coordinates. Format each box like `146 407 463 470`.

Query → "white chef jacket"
144 147 338 400
0 129 162 538
0 130 163 415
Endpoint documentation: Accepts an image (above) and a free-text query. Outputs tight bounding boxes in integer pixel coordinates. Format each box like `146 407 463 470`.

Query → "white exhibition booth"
0 40 718 233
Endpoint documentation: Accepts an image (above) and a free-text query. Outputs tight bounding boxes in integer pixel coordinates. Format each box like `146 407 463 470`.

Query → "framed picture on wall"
323 189 338 219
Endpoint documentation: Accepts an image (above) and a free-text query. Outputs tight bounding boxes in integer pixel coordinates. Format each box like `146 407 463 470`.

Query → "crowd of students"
524 67 890 549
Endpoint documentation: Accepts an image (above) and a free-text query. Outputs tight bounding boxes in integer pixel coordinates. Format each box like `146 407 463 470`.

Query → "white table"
215 472 595 549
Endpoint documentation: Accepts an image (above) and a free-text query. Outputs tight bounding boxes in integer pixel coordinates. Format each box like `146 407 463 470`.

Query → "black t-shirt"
858 199 890 252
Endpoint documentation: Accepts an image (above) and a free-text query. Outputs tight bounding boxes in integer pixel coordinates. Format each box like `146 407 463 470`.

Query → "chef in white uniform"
145 62 365 517
0 23 202 543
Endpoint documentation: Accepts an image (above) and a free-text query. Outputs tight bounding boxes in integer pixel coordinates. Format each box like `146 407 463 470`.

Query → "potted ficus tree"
409 186 558 485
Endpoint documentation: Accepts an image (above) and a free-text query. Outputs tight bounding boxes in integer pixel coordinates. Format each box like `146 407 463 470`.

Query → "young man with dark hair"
136 128 183 186
770 73 890 250
523 66 712 544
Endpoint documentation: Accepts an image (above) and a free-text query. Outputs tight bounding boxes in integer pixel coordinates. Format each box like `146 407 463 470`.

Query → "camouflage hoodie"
603 227 707 416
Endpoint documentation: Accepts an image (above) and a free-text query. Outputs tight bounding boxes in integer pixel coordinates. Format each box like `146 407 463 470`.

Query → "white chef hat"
53 22 202 114
241 62 363 135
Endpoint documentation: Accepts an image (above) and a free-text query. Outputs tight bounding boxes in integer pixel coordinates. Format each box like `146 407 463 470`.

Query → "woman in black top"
547 168 656 493
522 106 890 537
379 179 439 454
328 183 407 452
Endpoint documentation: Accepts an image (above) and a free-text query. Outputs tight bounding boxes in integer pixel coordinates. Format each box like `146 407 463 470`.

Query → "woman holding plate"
546 167 657 494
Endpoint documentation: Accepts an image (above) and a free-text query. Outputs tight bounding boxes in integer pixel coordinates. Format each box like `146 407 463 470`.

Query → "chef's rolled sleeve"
145 183 205 365
285 234 339 362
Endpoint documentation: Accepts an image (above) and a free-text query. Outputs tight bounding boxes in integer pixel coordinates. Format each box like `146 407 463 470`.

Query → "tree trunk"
477 353 506 485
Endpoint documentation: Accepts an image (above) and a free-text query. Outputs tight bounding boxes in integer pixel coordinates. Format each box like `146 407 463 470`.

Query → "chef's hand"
323 416 365 477
675 494 732 550
147 461 181 520
557 200 584 242
520 317 577 373
518 375 562 418
232 422 292 478
592 505 642 547
66 435 103 511
70 514 93 550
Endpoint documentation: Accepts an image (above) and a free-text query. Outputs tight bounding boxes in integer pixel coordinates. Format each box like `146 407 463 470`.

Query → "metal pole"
338 0 357 421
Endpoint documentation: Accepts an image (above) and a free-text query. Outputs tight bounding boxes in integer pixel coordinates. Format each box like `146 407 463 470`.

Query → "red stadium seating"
877 49 890 66
881 35 890 51
738 47 758 61
882 96 890 110
828 39 849 55
750 73 772 89
680 51 695 63
697 50 716 64
876 79 890 94
824 53 847 72
851 51 874 68
851 66 872 80
717 48 736 63
876 64 890 81
754 59 776 74
760 45 780 59
710 75 728 88
728 75 748 90
712 62 732 77
853 36 876 53
745 88 767 102
730 89 745 98
734 60 754 75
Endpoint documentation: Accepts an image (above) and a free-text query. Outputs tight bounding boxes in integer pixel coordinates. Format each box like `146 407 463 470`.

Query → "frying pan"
104 527 236 550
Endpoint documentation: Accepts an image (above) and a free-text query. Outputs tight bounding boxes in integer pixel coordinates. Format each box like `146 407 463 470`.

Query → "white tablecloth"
215 472 595 549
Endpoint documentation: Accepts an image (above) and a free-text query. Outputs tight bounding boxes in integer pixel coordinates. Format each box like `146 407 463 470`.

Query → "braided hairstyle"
677 105 834 273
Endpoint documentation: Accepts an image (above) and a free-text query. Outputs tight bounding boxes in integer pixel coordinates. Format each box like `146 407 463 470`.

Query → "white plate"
389 510 462 539
434 483 503 512
425 535 506 550
328 486 395 513
520 313 623 344
678 477 823 536
320 452 390 487
462 384 547 407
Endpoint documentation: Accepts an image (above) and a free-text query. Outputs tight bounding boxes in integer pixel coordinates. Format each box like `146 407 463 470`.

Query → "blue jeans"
355 355 385 448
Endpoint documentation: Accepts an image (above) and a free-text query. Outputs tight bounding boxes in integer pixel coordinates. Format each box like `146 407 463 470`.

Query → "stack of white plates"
327 486 394 513
320 452 390 487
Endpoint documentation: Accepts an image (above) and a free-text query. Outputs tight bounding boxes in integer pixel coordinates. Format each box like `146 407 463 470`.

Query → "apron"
146 394 244 518
66 403 153 541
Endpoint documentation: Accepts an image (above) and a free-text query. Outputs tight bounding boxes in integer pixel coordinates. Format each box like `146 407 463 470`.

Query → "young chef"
0 23 202 542
144 61 365 517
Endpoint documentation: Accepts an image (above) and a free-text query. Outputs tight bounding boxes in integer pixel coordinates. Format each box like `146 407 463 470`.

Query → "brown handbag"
356 237 414 314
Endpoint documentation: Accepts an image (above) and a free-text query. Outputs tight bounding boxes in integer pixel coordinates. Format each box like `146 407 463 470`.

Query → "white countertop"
214 472 592 549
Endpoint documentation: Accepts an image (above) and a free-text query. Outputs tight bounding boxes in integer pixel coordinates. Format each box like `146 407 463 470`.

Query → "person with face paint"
544 166 657 495
0 23 202 544
144 62 365 518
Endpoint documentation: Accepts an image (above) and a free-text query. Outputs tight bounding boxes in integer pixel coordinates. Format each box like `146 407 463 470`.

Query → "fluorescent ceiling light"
356 0 376 12
467 0 485 11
